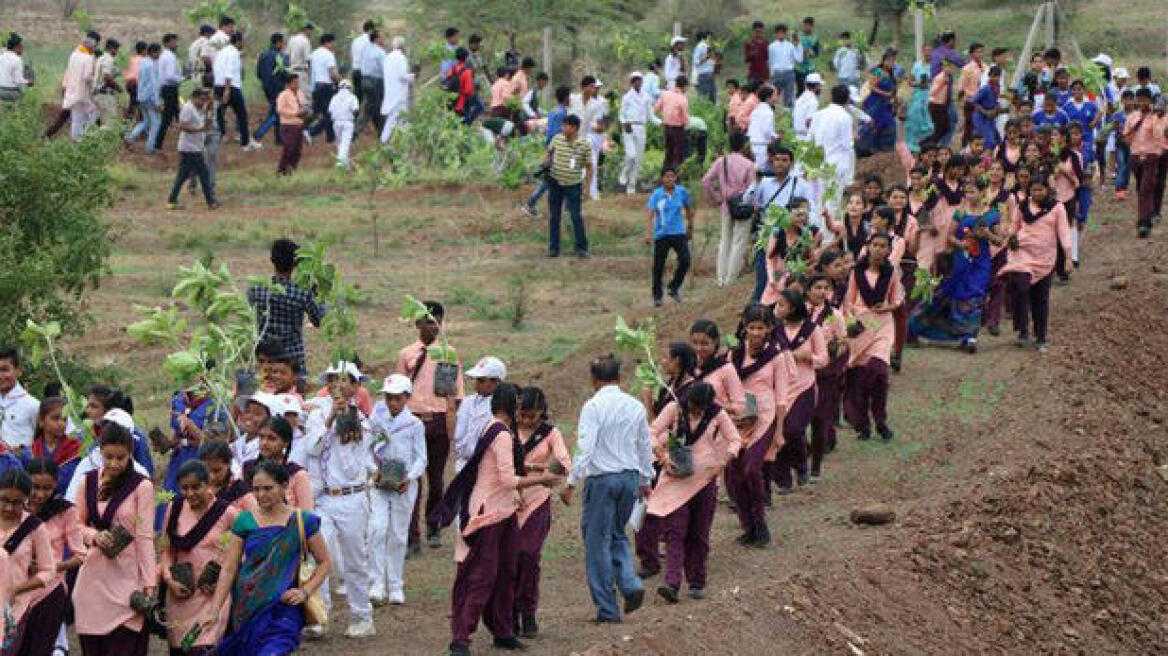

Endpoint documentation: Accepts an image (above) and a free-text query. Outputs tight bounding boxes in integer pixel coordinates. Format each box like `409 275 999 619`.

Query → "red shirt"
744 38 769 81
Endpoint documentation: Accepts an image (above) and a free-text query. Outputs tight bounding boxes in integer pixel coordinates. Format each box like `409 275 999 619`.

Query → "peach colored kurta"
0 550 8 609
918 192 960 272
894 212 920 256
455 420 520 563
646 403 740 518
517 426 571 526
860 233 908 268
74 472 156 636
988 193 1017 257
844 268 905 366
1000 202 1071 281
777 322 829 402
732 95 758 131
810 303 850 359
288 468 314 510
694 360 746 416
396 340 465 414
25 505 84 613
735 348 796 461
490 77 511 109
160 500 238 647
1054 153 1080 203
0 512 57 623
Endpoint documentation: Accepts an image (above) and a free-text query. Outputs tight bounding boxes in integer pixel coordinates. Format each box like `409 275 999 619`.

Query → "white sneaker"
389 589 405 605
302 624 326 640
242 141 263 152
345 620 376 638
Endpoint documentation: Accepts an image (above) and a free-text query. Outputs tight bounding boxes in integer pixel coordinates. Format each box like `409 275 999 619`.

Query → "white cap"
804 72 824 86
629 71 643 80
466 356 506 380
245 391 280 415
670 36 687 46
1114 67 1130 79
102 408 135 432
273 393 303 416
323 360 365 381
1091 53 1112 68
380 373 413 395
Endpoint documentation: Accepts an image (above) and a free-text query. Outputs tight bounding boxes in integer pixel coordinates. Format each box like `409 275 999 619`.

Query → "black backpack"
443 64 464 94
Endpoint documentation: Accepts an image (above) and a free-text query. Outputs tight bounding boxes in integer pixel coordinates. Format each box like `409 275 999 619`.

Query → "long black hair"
491 383 525 476
98 423 137 500
518 386 550 422
267 415 295 463
777 288 810 324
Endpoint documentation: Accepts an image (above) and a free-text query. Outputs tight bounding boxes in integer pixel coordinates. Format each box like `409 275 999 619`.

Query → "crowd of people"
0 8 1167 656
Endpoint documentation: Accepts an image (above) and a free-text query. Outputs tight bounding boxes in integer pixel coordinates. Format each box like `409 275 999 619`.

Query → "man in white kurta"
618 72 651 195
62 39 98 139
808 84 856 212
380 37 415 143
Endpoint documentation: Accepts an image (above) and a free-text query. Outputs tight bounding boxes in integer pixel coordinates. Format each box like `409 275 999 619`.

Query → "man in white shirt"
356 31 386 136
0 34 31 104
793 72 822 139
305 33 341 143
304 361 377 638
832 31 861 88
452 357 506 471
380 36 415 144
0 348 38 449
349 20 374 104
663 36 686 89
287 22 314 84
560 356 653 623
618 71 650 196
213 32 259 150
744 143 815 300
767 23 802 108
329 79 360 167
692 31 716 102
187 25 213 83
746 85 778 169
808 84 857 210
201 18 234 86
154 33 185 150
569 76 608 202
367 374 427 606
61 37 98 140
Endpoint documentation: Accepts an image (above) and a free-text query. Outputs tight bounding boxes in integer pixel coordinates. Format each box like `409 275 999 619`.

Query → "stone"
850 504 896 525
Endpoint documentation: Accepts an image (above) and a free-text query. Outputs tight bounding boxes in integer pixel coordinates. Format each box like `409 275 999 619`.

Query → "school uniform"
918 179 964 274
891 209 921 361
646 403 739 592
367 403 427 602
514 423 571 623
1055 150 1084 269
647 184 693 302
2 510 59 656
160 497 238 654
1000 201 1072 344
31 497 83 656
843 263 904 436
982 190 1018 331
770 321 828 489
809 304 849 477
1124 109 1164 230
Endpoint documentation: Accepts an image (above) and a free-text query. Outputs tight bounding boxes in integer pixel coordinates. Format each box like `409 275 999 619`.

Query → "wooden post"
1013 3 1046 89
673 21 682 39
1044 1 1055 49
542 27 552 102
913 9 924 65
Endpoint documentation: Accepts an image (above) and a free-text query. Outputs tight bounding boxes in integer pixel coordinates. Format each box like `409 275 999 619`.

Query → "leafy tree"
0 102 119 348
404 0 643 52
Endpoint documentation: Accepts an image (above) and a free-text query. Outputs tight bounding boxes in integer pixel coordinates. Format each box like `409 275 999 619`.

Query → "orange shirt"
277 88 306 126
654 88 690 127
490 77 511 108
395 340 465 414
1124 110 1162 156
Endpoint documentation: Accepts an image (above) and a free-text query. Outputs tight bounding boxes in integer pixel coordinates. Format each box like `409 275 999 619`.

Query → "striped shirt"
548 133 591 186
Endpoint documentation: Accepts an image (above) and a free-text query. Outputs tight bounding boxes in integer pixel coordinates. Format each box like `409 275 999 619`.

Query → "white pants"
317 492 372 622
587 132 604 200
367 481 418 598
619 124 646 191
334 120 354 167
716 210 753 286
380 104 404 144
71 104 97 140
751 143 769 171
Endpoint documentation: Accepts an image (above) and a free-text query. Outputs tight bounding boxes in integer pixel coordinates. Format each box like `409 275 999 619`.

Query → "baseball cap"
1091 53 1112 68
102 408 135 432
670 36 687 46
1114 67 1130 79
273 393 303 416
380 374 413 395
629 71 643 80
338 79 352 90
804 72 824 86
465 356 506 380
244 391 280 415
322 360 366 382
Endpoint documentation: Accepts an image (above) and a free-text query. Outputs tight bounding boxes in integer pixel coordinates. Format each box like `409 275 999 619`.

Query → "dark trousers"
214 86 250 146
1156 152 1168 217
409 414 450 544
355 77 383 135
961 102 975 146
168 152 215 205
652 234 691 300
78 626 149 656
351 70 364 103
696 73 716 103
660 481 717 590
663 125 687 171
982 250 1008 329
927 102 950 147
751 249 768 302
11 584 68 656
893 264 917 359
514 498 552 617
844 358 890 434
154 84 180 150
811 370 844 475
771 386 815 488
450 516 518 647
277 124 303 174
308 83 336 141
634 514 661 574
44 108 71 138
547 180 588 255
724 424 773 532
124 80 139 120
1133 154 1160 227
1007 271 1052 343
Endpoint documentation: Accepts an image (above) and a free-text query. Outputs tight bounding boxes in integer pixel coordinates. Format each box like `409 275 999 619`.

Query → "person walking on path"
166 87 220 210
656 75 690 173
543 115 593 258
646 167 695 306
276 75 310 174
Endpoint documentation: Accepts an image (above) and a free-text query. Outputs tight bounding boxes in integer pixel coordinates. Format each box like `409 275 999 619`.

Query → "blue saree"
861 69 898 152
909 209 1000 344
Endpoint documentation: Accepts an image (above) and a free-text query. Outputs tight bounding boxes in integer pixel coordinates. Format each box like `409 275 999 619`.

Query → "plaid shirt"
247 275 325 372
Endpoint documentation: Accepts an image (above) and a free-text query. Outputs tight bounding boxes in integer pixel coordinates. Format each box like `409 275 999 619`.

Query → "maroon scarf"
676 403 722 447
520 422 555 457
84 469 145 531
731 343 779 381
773 320 817 353
34 497 73 523
1020 199 1056 225
853 261 895 308
2 515 43 554
654 377 694 416
695 354 728 380
217 478 250 505
165 496 230 552
430 421 510 531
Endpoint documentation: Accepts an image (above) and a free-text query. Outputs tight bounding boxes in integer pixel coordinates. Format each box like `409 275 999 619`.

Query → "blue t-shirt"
545 105 567 147
647 185 690 239
1032 108 1070 129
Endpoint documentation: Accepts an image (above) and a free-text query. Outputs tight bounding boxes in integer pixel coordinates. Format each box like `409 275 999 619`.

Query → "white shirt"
619 87 650 124
328 87 359 121
746 171 812 210
310 46 337 87
663 53 683 88
369 404 428 483
212 44 241 88
833 47 859 81
201 31 230 67
305 396 376 488
287 33 312 72
453 394 493 471
381 48 414 112
231 433 260 465
809 103 855 166
158 48 182 86
521 87 541 119
350 33 370 74
0 383 38 448
568 93 607 132
692 40 714 76
643 72 661 101
0 51 27 88
768 39 803 73
793 89 820 137
360 43 385 79
747 101 777 145
567 385 654 487
187 36 207 71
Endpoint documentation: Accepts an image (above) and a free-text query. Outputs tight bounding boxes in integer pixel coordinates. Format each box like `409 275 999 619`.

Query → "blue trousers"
547 180 588 255
751 250 767 303
1115 143 1131 191
254 97 281 142
581 471 643 621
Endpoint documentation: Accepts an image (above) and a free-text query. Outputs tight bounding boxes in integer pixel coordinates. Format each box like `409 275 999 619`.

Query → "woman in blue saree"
205 460 331 655
861 48 900 152
909 177 1004 353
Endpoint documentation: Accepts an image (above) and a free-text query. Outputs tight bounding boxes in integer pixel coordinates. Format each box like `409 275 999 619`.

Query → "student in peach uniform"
918 156 968 275
0 469 58 656
769 288 828 493
25 458 85 656
843 233 905 442
805 275 849 481
512 387 570 637
688 320 747 417
429 385 558 655
646 382 740 602
73 425 156 656
762 198 821 306
886 184 921 369
245 417 313 511
1000 177 1071 352
160 460 238 655
727 304 794 548
200 440 258 514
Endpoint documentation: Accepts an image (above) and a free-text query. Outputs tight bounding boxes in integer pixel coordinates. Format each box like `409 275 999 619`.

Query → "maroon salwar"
78 626 149 656
663 125 687 171
982 249 1009 329
277 124 303 174
451 516 518 648
1006 271 1053 343
635 515 663 575
811 366 845 476
771 387 816 489
8 584 68 656
724 421 774 532
659 481 717 590
513 498 552 618
410 413 451 545
169 648 213 656
844 358 890 433
893 263 918 359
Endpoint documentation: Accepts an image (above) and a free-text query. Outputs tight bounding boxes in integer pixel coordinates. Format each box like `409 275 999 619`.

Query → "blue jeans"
526 179 548 209
254 97 281 142
547 180 588 255
751 249 767 303
1115 143 1131 191
461 96 485 125
127 105 161 152
581 471 643 621
1076 185 1092 225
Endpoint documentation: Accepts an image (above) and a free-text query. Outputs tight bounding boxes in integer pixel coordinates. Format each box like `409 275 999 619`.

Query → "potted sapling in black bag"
399 295 460 397
378 458 408 492
666 430 694 479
